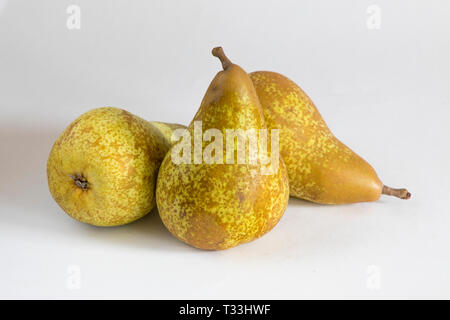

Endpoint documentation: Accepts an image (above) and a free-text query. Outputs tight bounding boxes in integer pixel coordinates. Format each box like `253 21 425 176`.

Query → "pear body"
250 71 382 204
156 57 289 250
47 107 185 226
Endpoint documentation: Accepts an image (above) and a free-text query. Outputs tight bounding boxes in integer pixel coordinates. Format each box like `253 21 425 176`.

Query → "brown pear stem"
212 47 232 70
382 185 411 200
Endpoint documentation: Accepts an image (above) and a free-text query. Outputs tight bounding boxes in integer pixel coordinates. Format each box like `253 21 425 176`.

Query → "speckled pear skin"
250 71 384 204
47 107 185 226
156 52 289 250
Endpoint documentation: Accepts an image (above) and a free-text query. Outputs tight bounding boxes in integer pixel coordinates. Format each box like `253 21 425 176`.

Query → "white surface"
1 0 449 299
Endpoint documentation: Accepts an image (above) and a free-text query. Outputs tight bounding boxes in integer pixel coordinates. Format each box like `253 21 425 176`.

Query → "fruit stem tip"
212 47 232 70
382 185 411 200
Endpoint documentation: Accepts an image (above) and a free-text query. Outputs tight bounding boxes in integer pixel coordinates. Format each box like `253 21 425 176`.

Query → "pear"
156 48 289 250
47 107 185 226
250 71 410 204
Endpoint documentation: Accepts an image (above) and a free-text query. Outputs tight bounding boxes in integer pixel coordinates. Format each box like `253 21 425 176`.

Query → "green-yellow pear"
250 71 410 204
156 48 289 250
47 107 185 226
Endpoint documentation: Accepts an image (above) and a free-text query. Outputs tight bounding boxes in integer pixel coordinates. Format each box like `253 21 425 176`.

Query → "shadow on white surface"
73 207 193 252
288 197 324 208
74 208 195 252
288 196 376 213
0 125 191 252
0 125 57 212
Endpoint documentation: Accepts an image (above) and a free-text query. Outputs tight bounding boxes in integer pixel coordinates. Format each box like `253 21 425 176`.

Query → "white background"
1 0 449 299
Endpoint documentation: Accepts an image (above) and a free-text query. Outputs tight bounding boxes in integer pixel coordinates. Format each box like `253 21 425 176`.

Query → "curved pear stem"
212 47 232 70
382 185 411 200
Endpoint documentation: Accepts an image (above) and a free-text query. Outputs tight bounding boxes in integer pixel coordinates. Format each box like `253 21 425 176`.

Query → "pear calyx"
70 173 89 190
212 47 232 70
382 185 411 200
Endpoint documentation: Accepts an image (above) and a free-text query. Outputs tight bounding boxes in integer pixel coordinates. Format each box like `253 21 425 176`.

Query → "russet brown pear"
250 71 410 204
156 48 289 250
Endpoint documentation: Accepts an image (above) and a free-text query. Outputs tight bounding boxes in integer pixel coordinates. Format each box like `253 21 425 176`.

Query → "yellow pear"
250 71 410 204
156 48 289 250
47 107 185 226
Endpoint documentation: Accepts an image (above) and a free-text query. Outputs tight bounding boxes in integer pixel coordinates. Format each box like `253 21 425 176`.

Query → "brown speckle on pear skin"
156 48 289 250
250 71 409 204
